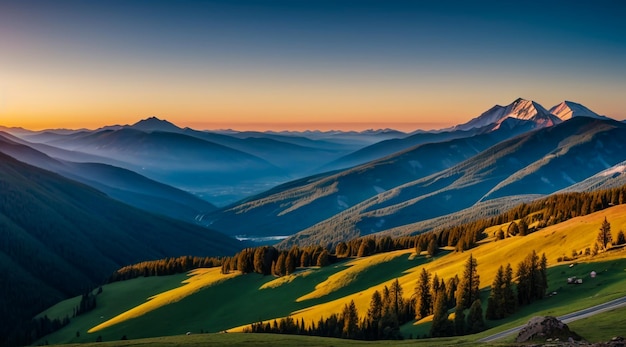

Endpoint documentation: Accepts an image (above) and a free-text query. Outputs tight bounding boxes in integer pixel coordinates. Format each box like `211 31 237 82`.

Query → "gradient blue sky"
1 0 625 131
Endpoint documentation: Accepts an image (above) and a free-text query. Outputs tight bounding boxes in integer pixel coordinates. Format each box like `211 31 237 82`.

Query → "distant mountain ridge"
278 117 626 247
0 131 217 223
324 98 608 171
2 97 623 345
204 120 544 239
130 116 183 133
12 120 389 205
0 151 244 343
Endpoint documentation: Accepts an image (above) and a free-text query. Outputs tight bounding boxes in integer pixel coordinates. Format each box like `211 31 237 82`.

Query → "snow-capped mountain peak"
507 98 551 120
453 98 561 131
549 101 606 121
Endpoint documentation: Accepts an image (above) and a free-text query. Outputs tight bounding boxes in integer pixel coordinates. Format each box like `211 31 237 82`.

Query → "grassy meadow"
36 205 626 346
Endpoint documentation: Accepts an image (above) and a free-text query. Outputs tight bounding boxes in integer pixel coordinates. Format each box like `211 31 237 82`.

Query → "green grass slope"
0 152 244 344
400 256 626 341
37 205 626 346
37 251 428 344
0 132 217 223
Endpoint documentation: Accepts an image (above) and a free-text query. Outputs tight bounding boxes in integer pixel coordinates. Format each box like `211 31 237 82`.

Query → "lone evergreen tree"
598 217 612 249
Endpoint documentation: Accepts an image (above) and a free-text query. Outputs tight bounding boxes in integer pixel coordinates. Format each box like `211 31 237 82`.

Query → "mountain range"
0 150 245 342
2 97 624 344
280 116 626 247
2 98 619 239
198 99 623 246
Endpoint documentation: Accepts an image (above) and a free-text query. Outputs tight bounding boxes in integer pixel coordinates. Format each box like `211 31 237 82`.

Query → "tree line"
10 287 102 346
246 279 415 340
421 185 626 254
106 186 626 285
220 245 334 276
108 256 223 282
247 250 548 340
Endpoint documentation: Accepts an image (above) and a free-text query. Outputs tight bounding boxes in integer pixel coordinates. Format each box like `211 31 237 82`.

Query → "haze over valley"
4 97 626 346
2 1 626 346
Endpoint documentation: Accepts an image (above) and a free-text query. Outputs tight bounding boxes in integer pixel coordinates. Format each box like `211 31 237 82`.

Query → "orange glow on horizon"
185 121 456 132
0 115 456 133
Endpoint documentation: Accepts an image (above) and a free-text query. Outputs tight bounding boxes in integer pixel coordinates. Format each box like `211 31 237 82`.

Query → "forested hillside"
0 152 244 346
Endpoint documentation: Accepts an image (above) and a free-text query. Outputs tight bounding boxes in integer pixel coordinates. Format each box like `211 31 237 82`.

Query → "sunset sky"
1 0 625 131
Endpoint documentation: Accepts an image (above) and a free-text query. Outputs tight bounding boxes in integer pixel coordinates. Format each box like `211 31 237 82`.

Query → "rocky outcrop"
515 316 583 343
594 336 625 347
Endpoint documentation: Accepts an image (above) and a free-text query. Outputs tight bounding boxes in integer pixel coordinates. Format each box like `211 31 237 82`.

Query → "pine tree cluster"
246 279 415 340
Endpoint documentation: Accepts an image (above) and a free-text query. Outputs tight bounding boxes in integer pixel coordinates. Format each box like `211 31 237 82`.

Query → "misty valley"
2 98 626 346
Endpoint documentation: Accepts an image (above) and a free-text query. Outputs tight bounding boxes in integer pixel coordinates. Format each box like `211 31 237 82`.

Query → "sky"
1 0 625 131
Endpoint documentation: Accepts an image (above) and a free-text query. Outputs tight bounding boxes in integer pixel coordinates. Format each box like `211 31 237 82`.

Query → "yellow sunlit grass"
231 205 626 332
297 250 413 302
259 269 315 290
84 205 626 335
88 268 239 333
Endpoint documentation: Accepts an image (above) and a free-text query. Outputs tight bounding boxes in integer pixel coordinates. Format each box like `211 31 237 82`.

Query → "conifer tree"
300 250 310 267
598 217 612 249
516 259 531 305
274 253 286 276
502 263 517 316
414 268 432 319
466 299 485 333
316 249 330 267
427 238 438 256
342 300 359 338
335 242 348 257
616 230 626 245
430 289 453 337
285 253 296 275
389 279 404 318
454 304 465 336
518 218 529 236
456 254 480 310
516 250 548 305
538 253 548 300
432 273 440 296
446 275 459 309
507 222 519 236
253 247 265 274
486 265 504 320
367 290 383 337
